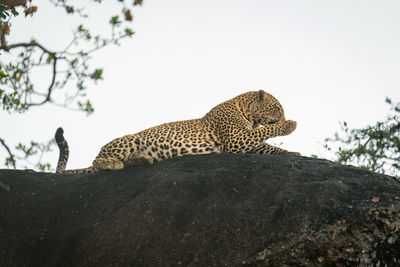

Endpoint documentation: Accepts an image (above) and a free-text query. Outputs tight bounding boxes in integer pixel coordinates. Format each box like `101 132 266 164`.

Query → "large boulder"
0 154 399 266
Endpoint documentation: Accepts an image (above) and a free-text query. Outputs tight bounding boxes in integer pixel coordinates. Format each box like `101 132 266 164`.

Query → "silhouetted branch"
0 138 16 169
1 41 54 55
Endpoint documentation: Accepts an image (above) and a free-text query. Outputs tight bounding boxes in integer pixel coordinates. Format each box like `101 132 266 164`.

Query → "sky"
1 0 399 170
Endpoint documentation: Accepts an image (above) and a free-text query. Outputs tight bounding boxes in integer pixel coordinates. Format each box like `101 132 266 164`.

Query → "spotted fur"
55 90 299 174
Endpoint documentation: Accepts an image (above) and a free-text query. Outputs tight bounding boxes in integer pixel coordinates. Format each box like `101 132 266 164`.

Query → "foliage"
1 1 137 114
0 0 142 171
325 98 400 177
0 4 19 20
0 138 54 171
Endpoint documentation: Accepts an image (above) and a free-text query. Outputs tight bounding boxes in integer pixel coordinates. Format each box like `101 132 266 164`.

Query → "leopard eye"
268 120 279 125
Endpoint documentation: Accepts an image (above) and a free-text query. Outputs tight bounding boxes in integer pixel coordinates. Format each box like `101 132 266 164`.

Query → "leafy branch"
325 98 400 177
0 137 54 171
0 0 142 171
0 16 134 114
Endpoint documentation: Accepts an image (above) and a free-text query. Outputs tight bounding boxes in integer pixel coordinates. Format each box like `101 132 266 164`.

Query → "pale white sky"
1 0 399 170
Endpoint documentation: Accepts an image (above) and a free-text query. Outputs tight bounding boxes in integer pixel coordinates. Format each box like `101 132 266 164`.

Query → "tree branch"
0 41 55 56
0 138 16 169
0 0 26 6
29 56 57 106
1 41 58 107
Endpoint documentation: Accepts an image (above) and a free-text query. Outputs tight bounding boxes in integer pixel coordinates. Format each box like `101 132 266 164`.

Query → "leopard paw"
93 158 124 170
282 120 297 135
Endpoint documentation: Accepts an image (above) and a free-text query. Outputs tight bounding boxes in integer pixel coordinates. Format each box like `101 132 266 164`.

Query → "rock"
0 154 399 266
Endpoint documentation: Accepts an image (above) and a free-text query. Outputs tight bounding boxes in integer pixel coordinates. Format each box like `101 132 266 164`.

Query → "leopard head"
249 90 286 126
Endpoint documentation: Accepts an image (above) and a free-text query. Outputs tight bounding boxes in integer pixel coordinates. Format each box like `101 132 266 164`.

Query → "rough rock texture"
0 154 399 266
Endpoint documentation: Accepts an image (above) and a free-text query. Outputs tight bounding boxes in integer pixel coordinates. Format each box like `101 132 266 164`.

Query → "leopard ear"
257 90 265 101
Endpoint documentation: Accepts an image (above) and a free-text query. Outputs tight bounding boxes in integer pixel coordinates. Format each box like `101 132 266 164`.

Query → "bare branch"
0 41 55 56
0 0 26 7
29 56 57 106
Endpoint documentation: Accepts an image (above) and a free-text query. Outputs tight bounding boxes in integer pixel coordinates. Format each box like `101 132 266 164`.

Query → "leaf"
124 27 134 37
46 54 54 63
395 103 400 112
11 7 19 16
78 100 94 115
65 6 74 14
110 16 121 26
91 68 103 81
24 6 38 17
2 21 10 35
0 4 6 14
123 9 133 21
85 100 94 114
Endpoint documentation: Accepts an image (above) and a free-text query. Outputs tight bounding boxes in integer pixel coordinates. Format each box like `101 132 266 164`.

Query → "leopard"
55 90 300 174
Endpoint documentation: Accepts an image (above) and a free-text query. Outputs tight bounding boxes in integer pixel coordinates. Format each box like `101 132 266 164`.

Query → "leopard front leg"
222 120 297 153
266 120 297 137
246 143 301 156
93 157 124 170
92 135 141 171
124 153 154 167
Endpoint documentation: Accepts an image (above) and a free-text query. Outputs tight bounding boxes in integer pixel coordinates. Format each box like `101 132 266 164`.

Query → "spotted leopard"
55 90 299 174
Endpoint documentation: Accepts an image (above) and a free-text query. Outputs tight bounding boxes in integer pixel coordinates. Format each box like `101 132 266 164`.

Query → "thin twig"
29 56 57 106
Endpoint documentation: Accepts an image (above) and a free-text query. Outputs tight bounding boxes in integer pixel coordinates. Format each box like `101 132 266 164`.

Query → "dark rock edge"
0 153 399 266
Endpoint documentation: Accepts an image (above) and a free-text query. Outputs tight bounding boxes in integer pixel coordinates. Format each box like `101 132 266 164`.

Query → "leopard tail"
54 127 97 174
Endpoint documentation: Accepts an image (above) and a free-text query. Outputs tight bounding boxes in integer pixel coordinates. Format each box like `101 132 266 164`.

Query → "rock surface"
0 154 400 266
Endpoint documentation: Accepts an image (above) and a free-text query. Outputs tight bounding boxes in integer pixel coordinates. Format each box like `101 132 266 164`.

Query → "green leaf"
91 68 103 81
78 100 94 115
30 141 39 147
124 28 135 37
0 14 6 19
46 54 54 63
11 8 19 16
0 4 7 14
71 58 78 66
0 70 7 78
110 16 121 26
85 100 94 114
